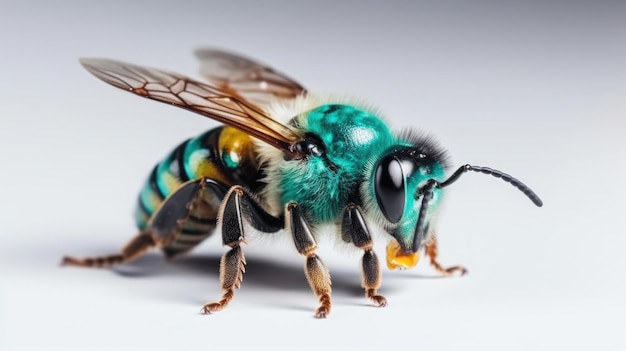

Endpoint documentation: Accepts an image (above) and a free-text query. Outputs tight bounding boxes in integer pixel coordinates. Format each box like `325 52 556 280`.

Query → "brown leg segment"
61 232 156 267
425 236 468 276
305 254 332 318
288 203 332 318
202 245 246 313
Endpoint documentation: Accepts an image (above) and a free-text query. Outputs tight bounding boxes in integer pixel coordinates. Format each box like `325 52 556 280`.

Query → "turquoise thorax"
278 104 395 223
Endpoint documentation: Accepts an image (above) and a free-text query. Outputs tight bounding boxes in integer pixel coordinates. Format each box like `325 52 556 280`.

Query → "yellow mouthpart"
386 240 420 270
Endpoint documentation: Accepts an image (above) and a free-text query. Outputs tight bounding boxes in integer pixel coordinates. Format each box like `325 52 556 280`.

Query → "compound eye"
374 155 406 223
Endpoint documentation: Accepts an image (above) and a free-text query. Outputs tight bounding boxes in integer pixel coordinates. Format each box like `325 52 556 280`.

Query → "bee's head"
369 134 543 271
370 135 448 269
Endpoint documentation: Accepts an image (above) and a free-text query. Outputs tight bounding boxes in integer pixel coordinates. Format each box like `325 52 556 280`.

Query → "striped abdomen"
135 126 262 257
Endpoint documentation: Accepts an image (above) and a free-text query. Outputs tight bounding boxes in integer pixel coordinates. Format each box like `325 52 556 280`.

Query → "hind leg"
62 231 156 267
62 178 224 268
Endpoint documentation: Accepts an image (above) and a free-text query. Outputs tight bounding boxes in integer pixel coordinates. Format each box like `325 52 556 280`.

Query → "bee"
63 49 543 318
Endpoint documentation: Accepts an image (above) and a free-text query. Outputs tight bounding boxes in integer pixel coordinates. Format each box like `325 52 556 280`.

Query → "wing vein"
80 57 305 158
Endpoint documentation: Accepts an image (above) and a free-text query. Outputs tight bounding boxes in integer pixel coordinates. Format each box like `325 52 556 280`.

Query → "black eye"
294 134 325 157
374 155 405 223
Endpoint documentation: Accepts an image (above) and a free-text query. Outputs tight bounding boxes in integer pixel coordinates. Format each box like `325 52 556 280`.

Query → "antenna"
438 164 543 207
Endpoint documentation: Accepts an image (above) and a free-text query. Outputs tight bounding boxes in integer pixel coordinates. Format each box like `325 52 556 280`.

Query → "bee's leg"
424 235 468 276
341 205 387 307
202 186 282 314
62 178 218 268
61 231 156 267
287 202 332 318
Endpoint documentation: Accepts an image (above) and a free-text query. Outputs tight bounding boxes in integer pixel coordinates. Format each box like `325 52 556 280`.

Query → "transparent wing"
80 58 303 156
194 48 306 106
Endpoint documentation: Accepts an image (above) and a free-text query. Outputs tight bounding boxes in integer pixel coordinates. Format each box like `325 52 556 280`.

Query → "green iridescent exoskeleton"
279 104 394 222
64 49 542 318
276 104 447 252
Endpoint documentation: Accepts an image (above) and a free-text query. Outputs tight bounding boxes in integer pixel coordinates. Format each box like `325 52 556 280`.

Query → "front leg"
287 203 332 318
425 235 468 276
342 205 387 307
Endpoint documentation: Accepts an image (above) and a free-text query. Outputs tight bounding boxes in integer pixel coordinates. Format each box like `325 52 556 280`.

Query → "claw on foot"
440 265 468 276
365 288 387 307
61 256 81 266
369 295 388 307
314 306 329 319
201 302 223 315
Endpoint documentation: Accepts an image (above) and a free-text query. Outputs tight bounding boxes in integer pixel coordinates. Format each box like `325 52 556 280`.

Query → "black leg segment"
341 205 387 307
202 185 282 314
287 202 333 318
288 203 317 255
149 179 220 243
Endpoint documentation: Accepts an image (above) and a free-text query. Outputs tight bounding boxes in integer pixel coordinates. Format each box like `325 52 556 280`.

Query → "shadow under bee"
110 253 413 303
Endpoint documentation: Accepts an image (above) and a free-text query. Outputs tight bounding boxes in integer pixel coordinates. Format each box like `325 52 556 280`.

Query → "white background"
1 1 625 350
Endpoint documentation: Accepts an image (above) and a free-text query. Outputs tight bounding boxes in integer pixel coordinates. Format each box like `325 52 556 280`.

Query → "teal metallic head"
369 138 544 268
372 139 448 255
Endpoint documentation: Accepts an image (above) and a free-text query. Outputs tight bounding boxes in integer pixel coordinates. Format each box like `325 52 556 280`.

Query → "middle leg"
341 205 387 307
287 202 332 318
